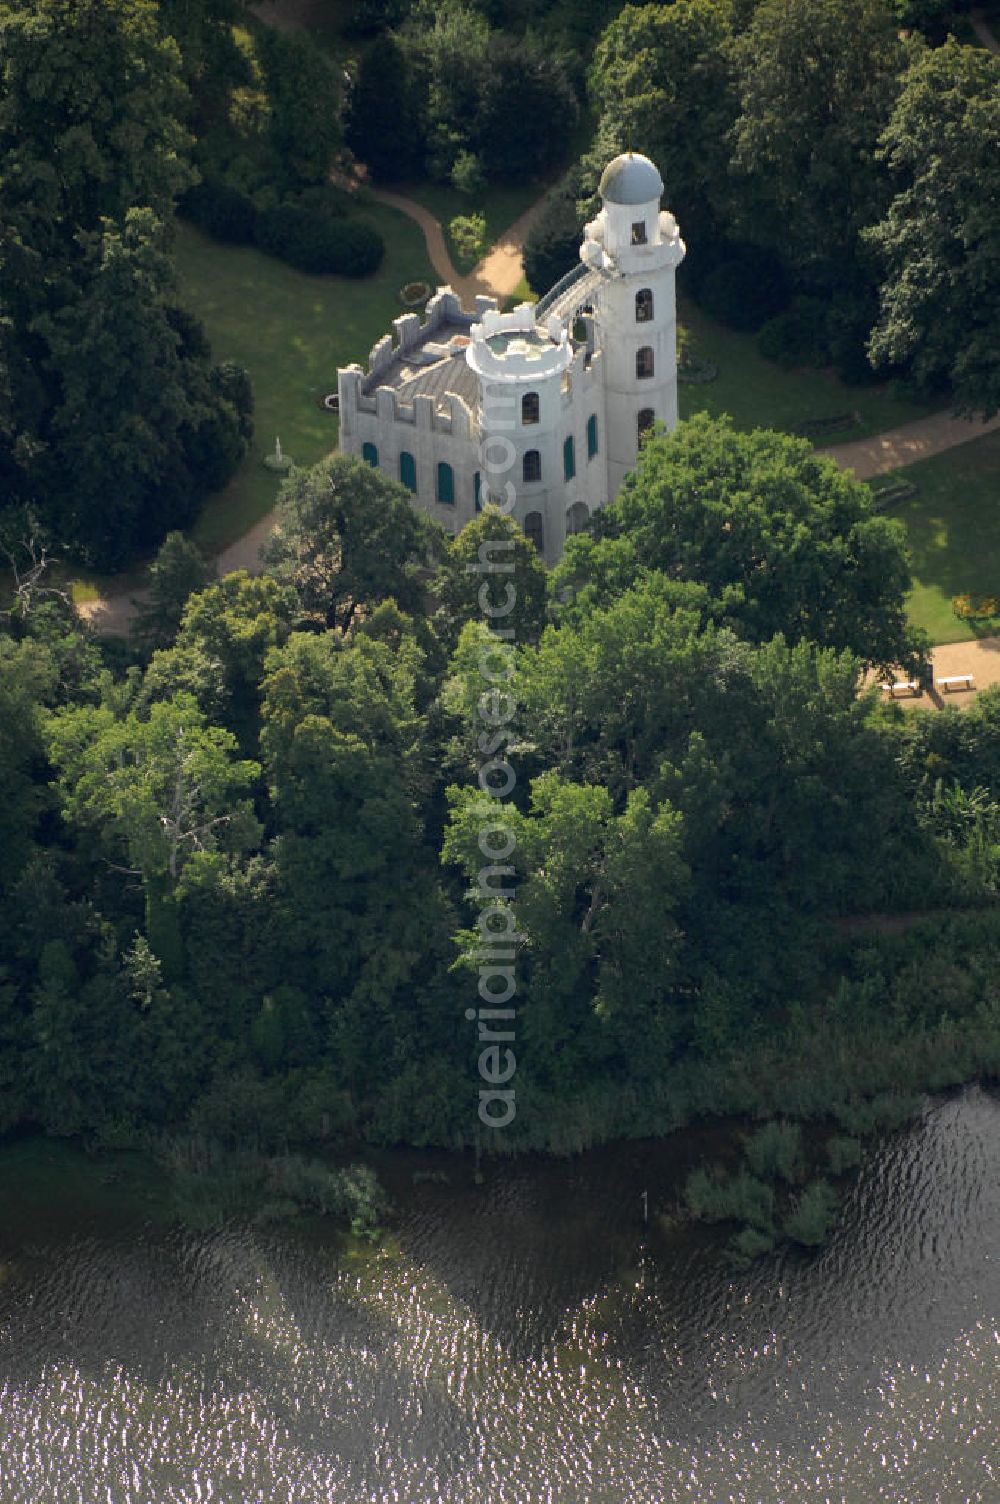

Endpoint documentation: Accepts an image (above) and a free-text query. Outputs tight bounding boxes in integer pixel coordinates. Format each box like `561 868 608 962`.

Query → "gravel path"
820 410 1000 480
368 187 547 306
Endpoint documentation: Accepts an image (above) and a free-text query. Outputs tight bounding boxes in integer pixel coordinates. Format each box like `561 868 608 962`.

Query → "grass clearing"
679 302 941 441
880 430 1000 645
171 202 435 556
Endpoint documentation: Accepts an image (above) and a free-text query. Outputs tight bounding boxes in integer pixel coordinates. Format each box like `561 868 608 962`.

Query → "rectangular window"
586 415 598 459
437 462 454 505
563 436 575 481
631 221 647 246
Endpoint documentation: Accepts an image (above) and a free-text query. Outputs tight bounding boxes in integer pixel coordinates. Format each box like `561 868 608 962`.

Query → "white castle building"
337 153 685 564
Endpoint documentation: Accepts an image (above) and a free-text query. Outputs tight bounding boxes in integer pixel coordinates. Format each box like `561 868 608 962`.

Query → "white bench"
887 680 920 697
937 674 975 692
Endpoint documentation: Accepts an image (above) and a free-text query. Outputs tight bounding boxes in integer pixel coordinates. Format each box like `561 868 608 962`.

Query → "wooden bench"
937 674 975 693
886 680 920 697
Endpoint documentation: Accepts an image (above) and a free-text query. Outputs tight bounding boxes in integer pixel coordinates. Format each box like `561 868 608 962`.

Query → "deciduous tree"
866 40 1000 417
264 453 444 633
555 415 925 674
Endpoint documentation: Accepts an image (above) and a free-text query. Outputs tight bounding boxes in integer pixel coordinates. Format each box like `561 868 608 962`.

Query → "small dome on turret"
599 152 663 206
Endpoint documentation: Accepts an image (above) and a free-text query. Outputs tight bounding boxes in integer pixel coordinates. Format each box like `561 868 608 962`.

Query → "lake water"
0 1087 996 1502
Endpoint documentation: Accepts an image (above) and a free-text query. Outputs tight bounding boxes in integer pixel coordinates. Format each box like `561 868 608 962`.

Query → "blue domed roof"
598 152 663 206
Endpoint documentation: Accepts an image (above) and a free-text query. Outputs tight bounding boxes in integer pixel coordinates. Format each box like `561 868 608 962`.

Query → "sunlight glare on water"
0 1088 996 1503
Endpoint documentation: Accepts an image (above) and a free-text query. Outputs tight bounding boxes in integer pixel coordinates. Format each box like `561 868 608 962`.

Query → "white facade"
337 153 686 565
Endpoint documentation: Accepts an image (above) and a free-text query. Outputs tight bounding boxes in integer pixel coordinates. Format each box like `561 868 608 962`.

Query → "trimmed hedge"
181 180 258 245
757 297 831 368
254 204 385 277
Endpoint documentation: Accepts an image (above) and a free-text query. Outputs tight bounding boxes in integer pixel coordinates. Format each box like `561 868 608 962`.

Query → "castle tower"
466 304 575 565
582 153 686 496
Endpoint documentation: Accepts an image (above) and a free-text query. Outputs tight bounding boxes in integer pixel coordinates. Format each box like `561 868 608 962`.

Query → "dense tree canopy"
585 0 738 249
263 453 444 633
0 0 251 566
554 415 925 674
0 0 193 261
730 0 909 288
0 414 993 1158
866 39 1000 417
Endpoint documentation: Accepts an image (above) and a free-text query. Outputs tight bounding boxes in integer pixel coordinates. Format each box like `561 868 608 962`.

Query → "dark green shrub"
181 179 258 244
783 1180 839 1246
745 1120 804 1182
729 1224 777 1263
685 1167 775 1230
757 297 831 368
826 290 881 385
696 244 790 331
826 1134 863 1174
255 205 385 276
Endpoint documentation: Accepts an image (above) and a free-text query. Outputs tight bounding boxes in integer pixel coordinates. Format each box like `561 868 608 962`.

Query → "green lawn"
880 430 1000 645
679 303 941 441
172 201 436 556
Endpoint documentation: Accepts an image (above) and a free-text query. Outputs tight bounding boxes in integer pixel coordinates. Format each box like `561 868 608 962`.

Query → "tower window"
362 441 379 468
399 451 417 492
563 436 575 481
524 511 545 554
587 414 598 459
437 461 454 505
523 449 541 483
635 288 653 323
522 391 540 425
631 221 647 246
638 408 655 441
566 501 589 536
636 347 654 380
474 471 482 512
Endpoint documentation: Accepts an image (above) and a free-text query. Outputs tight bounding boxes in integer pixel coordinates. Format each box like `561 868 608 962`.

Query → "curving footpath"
820 409 1000 480
368 186 547 307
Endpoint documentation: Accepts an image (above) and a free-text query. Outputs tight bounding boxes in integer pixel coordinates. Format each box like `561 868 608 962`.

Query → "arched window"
522 391 540 425
631 221 647 246
635 288 653 323
362 441 379 468
586 415 598 459
563 436 575 481
566 500 589 537
474 471 482 512
636 347 654 379
523 449 541 483
638 408 655 442
524 511 544 554
437 461 454 505
399 451 417 492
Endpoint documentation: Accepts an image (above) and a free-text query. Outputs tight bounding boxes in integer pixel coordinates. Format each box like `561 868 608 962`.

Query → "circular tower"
466 305 574 563
583 152 686 496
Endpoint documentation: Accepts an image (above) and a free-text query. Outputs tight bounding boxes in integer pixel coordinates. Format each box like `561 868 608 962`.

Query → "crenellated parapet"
358 287 498 387
338 362 474 442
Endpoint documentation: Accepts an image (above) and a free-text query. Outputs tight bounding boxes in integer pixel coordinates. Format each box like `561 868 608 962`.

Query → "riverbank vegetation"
3 425 1000 1258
